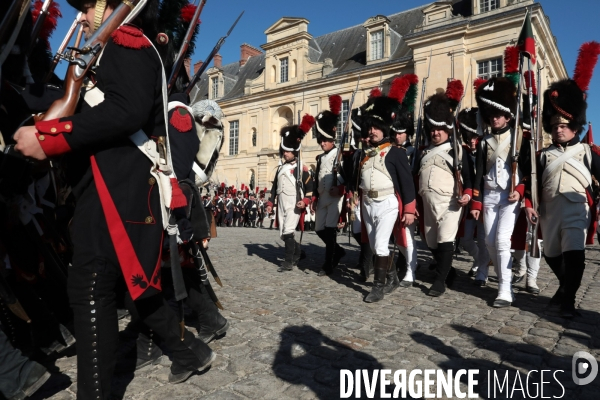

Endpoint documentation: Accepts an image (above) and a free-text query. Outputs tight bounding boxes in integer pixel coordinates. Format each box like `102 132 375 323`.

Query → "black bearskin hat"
361 96 401 137
280 114 315 154
315 95 342 141
475 77 517 122
423 93 454 134
457 108 479 143
542 80 587 134
391 108 414 138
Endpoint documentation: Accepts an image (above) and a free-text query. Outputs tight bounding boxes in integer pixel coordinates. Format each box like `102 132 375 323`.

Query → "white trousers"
315 192 343 231
277 193 301 239
399 224 417 282
352 203 362 234
513 242 541 281
362 195 398 256
421 190 463 249
482 189 520 302
462 217 489 271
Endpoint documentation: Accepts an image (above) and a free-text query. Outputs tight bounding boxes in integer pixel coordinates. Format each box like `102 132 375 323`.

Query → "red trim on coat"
463 188 473 199
35 119 72 156
403 199 416 215
514 183 525 198
471 200 483 211
90 156 160 300
586 189 597 245
524 198 533 209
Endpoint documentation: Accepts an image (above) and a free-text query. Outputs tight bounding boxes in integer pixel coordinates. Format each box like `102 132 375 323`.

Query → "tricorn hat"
280 114 315 153
542 41 600 133
315 95 342 141
457 107 479 143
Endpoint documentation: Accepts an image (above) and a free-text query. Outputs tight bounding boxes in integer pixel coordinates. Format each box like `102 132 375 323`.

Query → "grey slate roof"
191 2 446 102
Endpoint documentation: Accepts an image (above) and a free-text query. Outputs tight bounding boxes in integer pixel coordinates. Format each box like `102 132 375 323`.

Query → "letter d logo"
572 351 598 385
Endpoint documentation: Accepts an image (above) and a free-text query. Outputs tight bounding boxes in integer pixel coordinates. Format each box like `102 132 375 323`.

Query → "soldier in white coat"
268 114 316 272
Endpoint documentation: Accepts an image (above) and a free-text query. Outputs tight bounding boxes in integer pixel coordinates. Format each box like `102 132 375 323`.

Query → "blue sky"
48 0 600 138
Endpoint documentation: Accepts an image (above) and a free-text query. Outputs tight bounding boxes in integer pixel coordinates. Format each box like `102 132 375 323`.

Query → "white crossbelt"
420 142 453 167
542 144 592 187
485 134 511 172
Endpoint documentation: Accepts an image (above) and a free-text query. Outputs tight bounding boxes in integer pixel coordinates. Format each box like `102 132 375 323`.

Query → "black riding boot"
396 251 408 281
269 220 274 229
545 254 565 306
383 256 400 294
292 241 303 267
331 227 346 268
354 233 374 282
428 242 454 297
365 256 389 303
316 229 335 276
561 250 586 317
279 233 295 272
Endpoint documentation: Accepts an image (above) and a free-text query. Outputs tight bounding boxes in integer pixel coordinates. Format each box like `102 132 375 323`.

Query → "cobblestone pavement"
34 225 600 399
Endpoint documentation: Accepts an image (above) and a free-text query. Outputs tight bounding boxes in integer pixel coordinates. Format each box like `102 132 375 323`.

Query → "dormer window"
211 77 219 99
479 0 499 13
370 31 384 61
280 57 289 83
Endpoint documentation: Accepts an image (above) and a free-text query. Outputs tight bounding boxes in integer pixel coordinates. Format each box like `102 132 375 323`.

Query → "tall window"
336 100 350 144
229 121 239 156
280 57 289 83
479 0 499 13
370 31 383 60
211 77 219 99
478 58 502 79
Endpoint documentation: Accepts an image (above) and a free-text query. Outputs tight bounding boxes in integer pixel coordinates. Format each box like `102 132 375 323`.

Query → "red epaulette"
170 107 193 132
111 25 151 50
591 144 600 157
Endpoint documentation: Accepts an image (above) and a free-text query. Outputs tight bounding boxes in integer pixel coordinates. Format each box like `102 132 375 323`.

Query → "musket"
167 0 207 94
36 0 141 121
527 63 544 258
451 71 470 199
28 0 53 56
44 13 82 83
332 73 361 182
412 48 433 171
185 11 244 96
510 54 525 194
189 241 223 310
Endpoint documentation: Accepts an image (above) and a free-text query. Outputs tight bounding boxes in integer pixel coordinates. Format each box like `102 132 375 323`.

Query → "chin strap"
93 0 108 31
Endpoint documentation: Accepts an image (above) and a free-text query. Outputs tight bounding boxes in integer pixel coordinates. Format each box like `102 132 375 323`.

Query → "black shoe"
278 262 293 272
526 285 540 295
197 320 230 344
473 279 487 287
168 351 215 383
383 267 400 295
8 363 50 400
560 305 581 318
318 268 332 276
364 256 388 303
399 280 413 288
493 299 511 308
468 266 478 277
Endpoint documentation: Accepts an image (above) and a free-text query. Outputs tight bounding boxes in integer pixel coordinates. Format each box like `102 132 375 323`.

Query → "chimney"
214 54 222 68
184 58 191 79
194 61 203 75
240 43 262 67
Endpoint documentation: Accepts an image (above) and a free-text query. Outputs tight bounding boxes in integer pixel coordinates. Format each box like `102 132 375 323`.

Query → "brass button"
38 135 45 141
145 216 154 224
148 177 156 185
65 124 71 130
50 127 57 133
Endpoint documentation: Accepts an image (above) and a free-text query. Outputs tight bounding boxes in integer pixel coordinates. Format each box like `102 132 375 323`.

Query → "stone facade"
189 0 565 191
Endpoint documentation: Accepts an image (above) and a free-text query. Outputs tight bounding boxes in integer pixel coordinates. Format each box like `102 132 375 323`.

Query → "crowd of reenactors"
269 39 600 315
1 0 600 399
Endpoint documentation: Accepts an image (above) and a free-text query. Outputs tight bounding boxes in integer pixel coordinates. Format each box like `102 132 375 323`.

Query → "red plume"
369 88 382 98
32 1 62 45
445 79 464 103
404 73 419 85
524 71 537 95
181 4 199 24
299 114 316 133
388 76 411 103
329 95 342 115
221 182 225 189
504 46 520 74
473 78 487 92
573 41 600 92
263 187 267 193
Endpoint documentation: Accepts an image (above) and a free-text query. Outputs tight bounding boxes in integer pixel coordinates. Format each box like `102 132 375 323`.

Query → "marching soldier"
359 86 416 302
268 115 315 272
14 0 215 396
416 90 472 297
457 107 490 281
311 95 346 276
471 74 531 307
525 41 600 317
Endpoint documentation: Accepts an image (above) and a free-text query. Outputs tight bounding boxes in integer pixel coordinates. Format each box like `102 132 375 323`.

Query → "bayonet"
412 48 433 171
451 70 471 199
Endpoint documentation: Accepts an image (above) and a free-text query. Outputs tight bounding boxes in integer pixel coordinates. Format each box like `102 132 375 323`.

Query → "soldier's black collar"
553 136 580 148
491 125 510 135
371 138 390 147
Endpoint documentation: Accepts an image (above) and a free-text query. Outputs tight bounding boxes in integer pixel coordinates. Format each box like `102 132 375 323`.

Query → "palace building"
188 0 565 191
